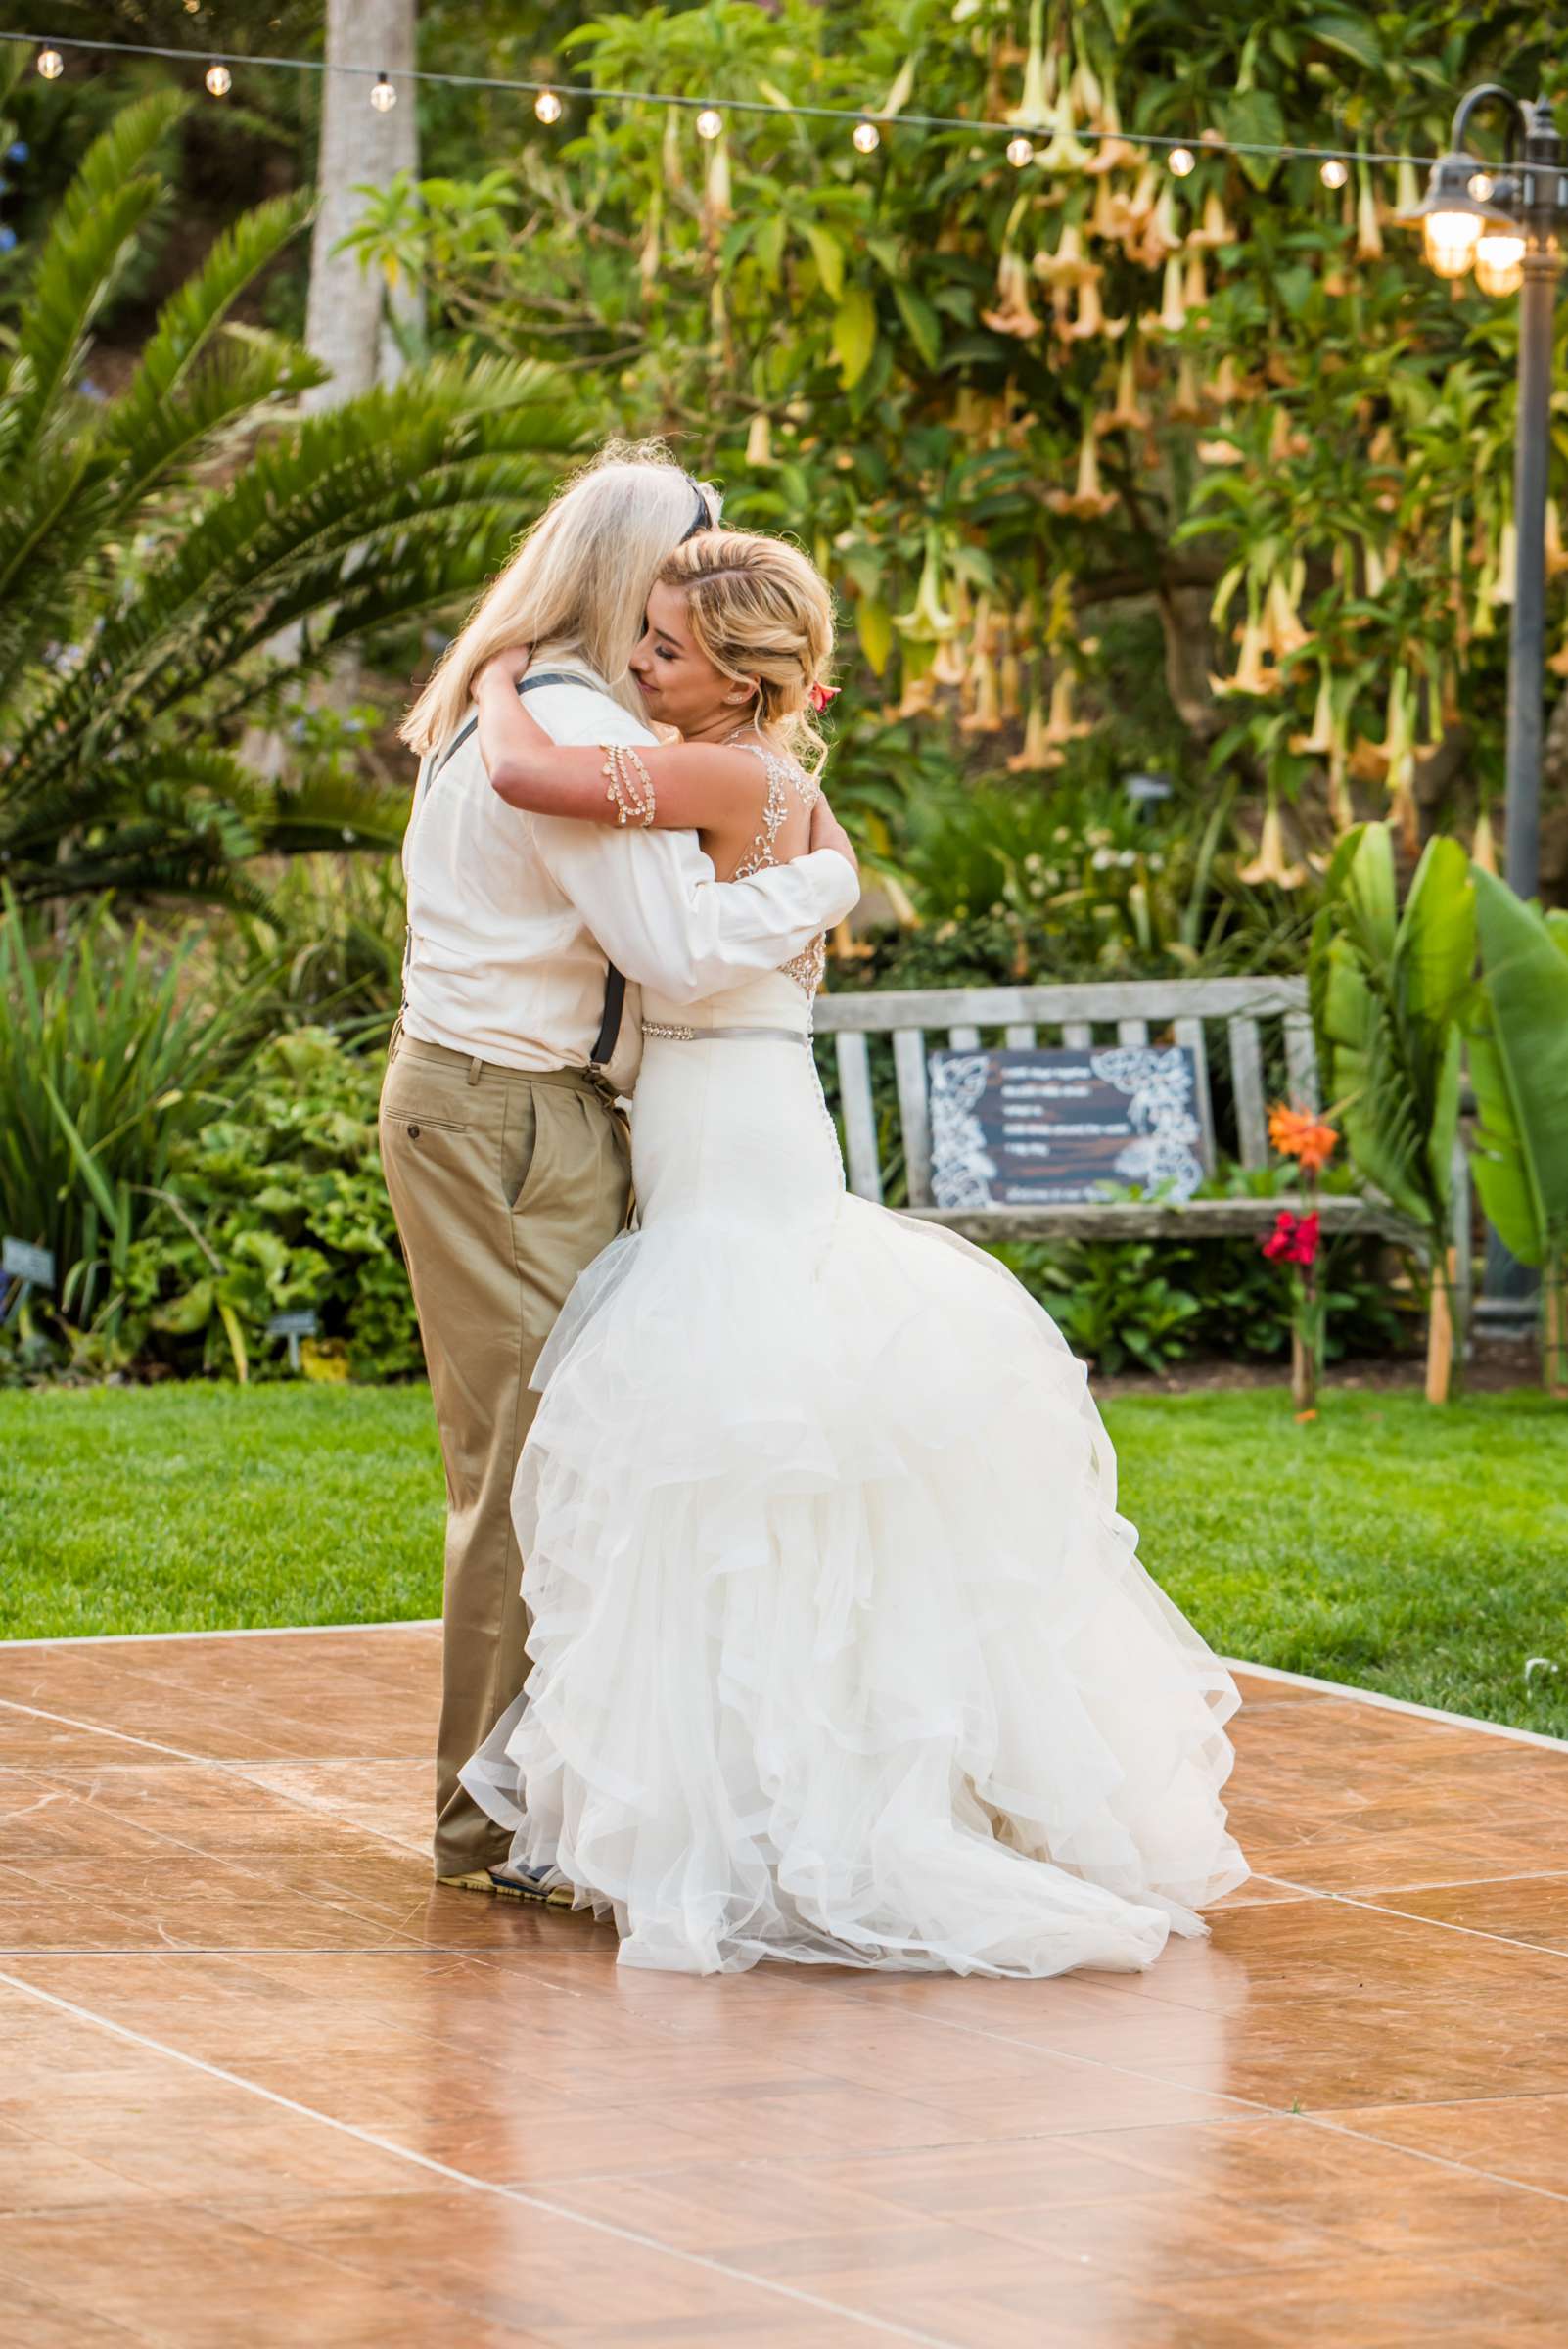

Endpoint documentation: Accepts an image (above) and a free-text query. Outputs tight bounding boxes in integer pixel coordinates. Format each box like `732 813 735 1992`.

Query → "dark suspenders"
414 671 626 1072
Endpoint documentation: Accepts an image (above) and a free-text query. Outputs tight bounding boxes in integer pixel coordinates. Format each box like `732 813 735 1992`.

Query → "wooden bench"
814 976 1471 1325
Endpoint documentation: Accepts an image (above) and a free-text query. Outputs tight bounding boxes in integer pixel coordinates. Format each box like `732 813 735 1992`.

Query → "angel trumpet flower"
702 131 732 227
1141 254 1188 336
982 246 1044 339
1187 189 1237 249
1211 613 1276 697
1139 179 1183 263
1170 353 1205 421
1048 427 1118 517
1035 221 1100 286
1095 342 1149 434
1356 168 1384 260
1546 500 1568 578
1207 352 1240 406
1090 171 1134 240
1082 86 1141 175
1238 795 1307 888
1036 91 1094 173
1012 692 1063 770
958 644 1003 733
1290 666 1337 756
1007 0 1052 128
894 532 958 641
1061 273 1129 341
1490 519 1517 604
1263 566 1312 660
1042 668 1092 743
1122 162 1160 232
1472 806 1499 873
1182 250 1211 316
879 53 917 116
999 635 1024 720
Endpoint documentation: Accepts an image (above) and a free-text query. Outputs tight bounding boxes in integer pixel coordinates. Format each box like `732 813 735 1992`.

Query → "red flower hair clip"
807 682 840 713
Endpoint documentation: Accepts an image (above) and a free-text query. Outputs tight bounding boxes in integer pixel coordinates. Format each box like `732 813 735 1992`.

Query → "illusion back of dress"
635 740 839 1231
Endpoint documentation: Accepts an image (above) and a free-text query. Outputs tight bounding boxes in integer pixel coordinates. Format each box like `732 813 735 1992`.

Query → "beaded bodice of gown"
728 738 827 1005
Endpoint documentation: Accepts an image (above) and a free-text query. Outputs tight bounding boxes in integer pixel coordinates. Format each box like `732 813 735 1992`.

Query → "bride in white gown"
459 527 1247 1976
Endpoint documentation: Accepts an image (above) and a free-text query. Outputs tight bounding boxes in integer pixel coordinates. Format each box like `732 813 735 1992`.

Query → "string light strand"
0 27 1444 171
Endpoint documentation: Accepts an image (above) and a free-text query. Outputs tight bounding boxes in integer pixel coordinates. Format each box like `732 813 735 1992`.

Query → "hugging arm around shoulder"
533 819 860 1006
479 677 755 834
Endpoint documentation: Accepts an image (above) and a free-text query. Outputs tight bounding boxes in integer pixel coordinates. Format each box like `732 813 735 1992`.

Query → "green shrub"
121 1029 419 1384
993 1169 1416 1376
0 895 262 1351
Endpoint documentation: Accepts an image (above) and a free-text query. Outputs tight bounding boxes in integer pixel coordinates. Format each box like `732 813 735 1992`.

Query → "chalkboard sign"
929 1045 1208 1210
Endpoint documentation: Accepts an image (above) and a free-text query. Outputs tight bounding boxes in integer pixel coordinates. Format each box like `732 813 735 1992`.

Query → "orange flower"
1268 1103 1339 1174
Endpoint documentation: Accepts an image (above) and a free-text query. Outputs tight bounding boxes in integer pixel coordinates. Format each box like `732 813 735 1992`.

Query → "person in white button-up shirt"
379 446 859 1893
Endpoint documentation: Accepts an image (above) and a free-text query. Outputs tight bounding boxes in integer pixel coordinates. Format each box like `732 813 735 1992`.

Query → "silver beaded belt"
642 1022 811 1045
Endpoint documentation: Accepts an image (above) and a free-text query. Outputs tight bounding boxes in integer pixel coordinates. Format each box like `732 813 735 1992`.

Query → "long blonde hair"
400 440 717 758
656 530 836 776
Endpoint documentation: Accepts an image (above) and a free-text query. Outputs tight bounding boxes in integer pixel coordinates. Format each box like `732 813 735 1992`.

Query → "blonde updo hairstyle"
655 529 835 776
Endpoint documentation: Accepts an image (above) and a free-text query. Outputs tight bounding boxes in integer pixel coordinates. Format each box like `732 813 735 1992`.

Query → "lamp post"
1405 85 1566 901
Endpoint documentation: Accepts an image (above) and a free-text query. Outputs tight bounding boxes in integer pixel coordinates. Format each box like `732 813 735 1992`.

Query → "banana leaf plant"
0 73 581 908
1309 823 1475 1401
1466 869 1568 1395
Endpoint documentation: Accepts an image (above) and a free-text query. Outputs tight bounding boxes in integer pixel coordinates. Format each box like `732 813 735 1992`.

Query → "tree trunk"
242 1 422 779
304 0 421 412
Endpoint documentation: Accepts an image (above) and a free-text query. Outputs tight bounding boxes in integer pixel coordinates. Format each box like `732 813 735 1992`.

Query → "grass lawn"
2 1383 1565 1740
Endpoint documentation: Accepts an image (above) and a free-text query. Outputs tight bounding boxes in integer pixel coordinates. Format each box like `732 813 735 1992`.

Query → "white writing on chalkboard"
929 1045 1207 1211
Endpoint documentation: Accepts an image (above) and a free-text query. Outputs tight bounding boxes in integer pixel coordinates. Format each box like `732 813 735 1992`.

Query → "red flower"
1261 1210 1321 1267
807 682 840 713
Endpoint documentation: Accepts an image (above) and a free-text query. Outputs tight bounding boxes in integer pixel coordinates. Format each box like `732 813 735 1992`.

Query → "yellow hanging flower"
1141 253 1187 336
1047 426 1118 517
1095 342 1149 435
1006 690 1055 771
1238 796 1308 889
1290 666 1337 756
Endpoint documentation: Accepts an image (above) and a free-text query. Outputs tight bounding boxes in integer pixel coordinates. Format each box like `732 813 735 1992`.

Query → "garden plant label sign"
2 1237 55 1289
929 1045 1208 1210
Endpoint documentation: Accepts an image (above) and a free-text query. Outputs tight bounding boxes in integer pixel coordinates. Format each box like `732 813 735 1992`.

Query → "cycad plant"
0 75 580 906
1309 823 1475 1402
1467 869 1568 1396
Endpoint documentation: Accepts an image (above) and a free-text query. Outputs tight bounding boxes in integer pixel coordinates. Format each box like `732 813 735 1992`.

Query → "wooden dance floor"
2 1625 1566 2347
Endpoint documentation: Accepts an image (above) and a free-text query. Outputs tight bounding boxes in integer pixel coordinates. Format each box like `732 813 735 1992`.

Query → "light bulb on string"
370 73 396 113
1168 146 1195 177
205 63 231 98
36 46 64 78
696 108 723 141
1006 135 1034 168
853 119 880 154
1469 171 1495 201
1319 157 1348 189
534 88 562 125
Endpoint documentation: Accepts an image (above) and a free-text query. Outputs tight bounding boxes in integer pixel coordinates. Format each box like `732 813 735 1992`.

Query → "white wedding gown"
462 756 1247 1977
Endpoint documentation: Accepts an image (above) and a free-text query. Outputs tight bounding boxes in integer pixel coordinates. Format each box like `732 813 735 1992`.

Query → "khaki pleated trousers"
379 1028 632 1880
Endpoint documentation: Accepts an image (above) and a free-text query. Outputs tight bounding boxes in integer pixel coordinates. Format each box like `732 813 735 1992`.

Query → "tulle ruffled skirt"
461 1023 1247 1976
